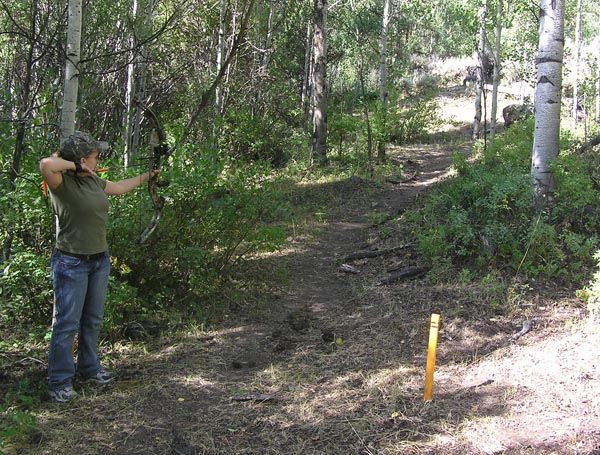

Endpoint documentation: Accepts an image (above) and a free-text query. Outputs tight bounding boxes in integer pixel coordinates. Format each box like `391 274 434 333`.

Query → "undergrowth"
407 118 600 287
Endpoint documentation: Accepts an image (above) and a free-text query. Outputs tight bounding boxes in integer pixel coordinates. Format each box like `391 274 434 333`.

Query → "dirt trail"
30 89 600 455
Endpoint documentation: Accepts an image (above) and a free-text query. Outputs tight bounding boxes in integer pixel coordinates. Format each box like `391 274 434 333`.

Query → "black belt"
58 250 106 261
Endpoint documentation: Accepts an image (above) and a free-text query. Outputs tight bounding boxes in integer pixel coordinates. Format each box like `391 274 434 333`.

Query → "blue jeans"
48 250 110 391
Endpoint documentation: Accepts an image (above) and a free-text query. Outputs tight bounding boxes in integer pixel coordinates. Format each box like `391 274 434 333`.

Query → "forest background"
2 0 600 450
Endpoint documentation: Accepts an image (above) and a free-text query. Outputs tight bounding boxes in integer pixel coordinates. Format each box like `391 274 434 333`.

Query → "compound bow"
136 100 171 244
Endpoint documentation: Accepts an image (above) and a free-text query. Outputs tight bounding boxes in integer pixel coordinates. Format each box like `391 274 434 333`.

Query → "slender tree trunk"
261 1 274 78
596 36 600 125
302 21 313 120
123 0 153 166
359 64 373 178
60 0 83 144
472 0 487 139
215 0 227 118
310 0 328 166
531 0 565 208
377 0 391 163
250 0 274 114
124 0 139 167
572 0 583 127
490 0 502 135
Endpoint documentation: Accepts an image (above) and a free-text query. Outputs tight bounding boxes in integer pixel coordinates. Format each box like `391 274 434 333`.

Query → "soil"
7 87 600 454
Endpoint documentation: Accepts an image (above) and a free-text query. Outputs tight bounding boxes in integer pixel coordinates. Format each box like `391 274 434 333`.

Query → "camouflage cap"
60 131 109 162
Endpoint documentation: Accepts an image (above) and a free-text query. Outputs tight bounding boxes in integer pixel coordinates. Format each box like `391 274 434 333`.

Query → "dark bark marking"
537 75 555 85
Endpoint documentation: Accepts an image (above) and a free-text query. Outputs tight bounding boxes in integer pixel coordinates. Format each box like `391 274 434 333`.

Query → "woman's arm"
104 170 160 196
39 156 80 190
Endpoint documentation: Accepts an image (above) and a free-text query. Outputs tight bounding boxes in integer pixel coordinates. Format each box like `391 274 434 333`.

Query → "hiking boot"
49 386 79 403
80 368 116 385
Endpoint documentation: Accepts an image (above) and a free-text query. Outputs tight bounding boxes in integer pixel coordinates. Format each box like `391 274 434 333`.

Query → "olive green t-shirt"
49 172 109 255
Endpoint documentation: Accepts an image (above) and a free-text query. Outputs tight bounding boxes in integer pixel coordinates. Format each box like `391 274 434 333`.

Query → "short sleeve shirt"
49 172 109 255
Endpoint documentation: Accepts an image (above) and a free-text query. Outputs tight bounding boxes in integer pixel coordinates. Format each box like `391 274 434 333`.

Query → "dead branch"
510 319 534 342
343 245 407 262
377 266 428 285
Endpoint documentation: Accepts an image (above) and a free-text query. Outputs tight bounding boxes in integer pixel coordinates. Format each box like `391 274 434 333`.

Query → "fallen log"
378 266 428 285
343 245 407 262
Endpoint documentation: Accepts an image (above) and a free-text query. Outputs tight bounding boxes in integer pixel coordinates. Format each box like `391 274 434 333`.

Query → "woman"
39 131 158 403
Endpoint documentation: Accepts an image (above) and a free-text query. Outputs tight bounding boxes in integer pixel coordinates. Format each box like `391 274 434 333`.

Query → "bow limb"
136 100 171 244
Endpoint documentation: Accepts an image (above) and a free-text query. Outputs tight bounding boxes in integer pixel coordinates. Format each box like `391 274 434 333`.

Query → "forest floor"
5 86 600 454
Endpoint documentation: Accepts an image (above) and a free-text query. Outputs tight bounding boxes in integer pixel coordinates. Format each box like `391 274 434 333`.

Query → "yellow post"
423 313 441 401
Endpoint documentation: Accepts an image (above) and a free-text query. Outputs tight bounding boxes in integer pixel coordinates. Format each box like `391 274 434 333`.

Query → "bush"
218 109 303 167
107 153 287 323
0 171 55 328
407 117 600 280
386 99 441 144
580 250 600 318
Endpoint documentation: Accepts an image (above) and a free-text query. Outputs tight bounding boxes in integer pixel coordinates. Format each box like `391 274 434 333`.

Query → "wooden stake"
423 313 441 401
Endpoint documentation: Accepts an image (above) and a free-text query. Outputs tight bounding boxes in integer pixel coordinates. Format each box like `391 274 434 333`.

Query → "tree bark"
302 21 313 119
377 0 391 163
572 0 583 127
60 0 83 144
597 36 600 125
472 0 487 139
310 0 328 166
490 0 502 135
531 0 565 208
215 0 227 118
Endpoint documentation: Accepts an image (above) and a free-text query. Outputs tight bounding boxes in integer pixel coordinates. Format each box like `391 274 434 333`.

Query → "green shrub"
0 379 39 451
107 153 287 323
407 117 600 280
0 171 55 327
386 99 441 144
218 109 303 167
579 250 600 318
0 251 52 327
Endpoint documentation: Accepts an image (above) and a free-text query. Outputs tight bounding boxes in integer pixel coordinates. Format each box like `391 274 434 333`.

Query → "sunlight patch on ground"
456 323 600 452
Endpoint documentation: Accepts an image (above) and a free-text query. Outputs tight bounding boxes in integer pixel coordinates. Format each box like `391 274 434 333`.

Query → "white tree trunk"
124 0 153 166
490 0 502 135
378 0 390 162
262 1 274 75
124 0 139 167
302 21 313 117
215 0 227 117
572 0 583 127
310 0 327 166
472 0 487 139
531 0 565 207
596 36 600 125
60 0 82 144
379 0 390 107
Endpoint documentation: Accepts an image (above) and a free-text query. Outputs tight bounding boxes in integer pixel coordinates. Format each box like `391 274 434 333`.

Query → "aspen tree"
472 0 487 139
310 0 328 166
531 0 565 208
377 0 391 162
572 0 583 127
490 0 503 135
60 0 82 144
